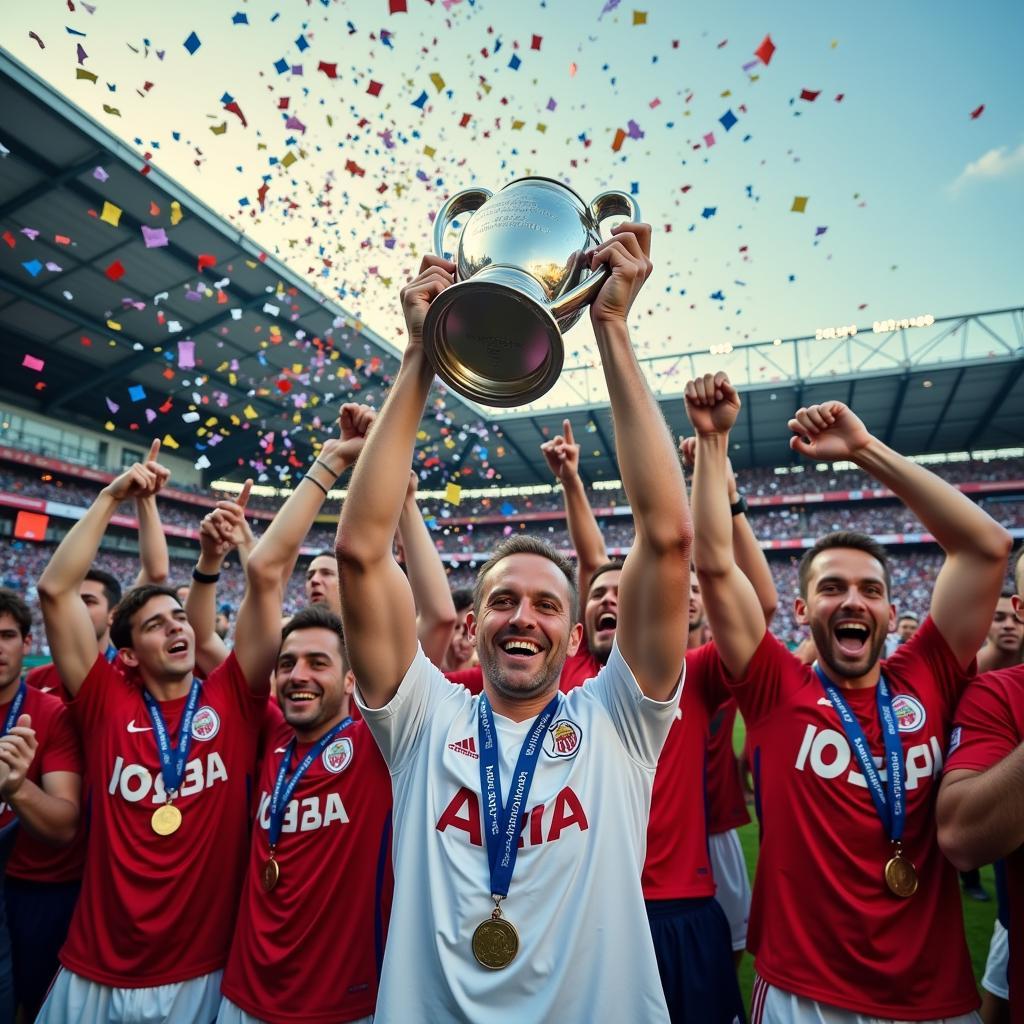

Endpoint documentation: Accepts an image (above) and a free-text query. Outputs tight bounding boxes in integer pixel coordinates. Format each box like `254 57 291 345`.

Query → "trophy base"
422 268 564 408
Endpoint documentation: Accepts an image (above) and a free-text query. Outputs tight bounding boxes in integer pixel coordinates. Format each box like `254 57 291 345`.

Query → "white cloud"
949 142 1024 193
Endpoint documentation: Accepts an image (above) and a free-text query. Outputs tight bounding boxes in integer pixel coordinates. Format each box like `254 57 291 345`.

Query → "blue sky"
5 0 1023 410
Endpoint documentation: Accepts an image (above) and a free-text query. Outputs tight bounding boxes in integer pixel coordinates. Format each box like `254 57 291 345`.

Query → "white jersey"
358 641 680 1023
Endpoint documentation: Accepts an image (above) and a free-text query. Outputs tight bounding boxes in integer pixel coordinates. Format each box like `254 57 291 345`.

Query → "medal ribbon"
813 665 905 843
142 677 202 800
268 717 353 849
2 681 27 737
478 692 559 900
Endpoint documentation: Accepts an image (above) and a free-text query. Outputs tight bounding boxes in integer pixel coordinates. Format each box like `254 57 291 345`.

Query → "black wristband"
303 473 330 497
314 457 341 478
191 567 221 584
730 496 748 517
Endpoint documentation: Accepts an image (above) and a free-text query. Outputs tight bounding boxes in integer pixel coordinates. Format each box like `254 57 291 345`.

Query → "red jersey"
60 652 264 987
706 698 750 835
222 705 393 1024
27 662 72 705
448 642 720 899
719 617 977 1018
945 664 1024 1022
0 685 82 883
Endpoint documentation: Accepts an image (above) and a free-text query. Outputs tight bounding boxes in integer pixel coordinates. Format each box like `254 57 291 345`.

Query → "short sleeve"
206 651 267 724
685 642 729 714
714 631 802 726
357 645 465 772
885 615 974 713
39 702 82 777
945 671 1023 774
578 642 682 768
68 654 122 732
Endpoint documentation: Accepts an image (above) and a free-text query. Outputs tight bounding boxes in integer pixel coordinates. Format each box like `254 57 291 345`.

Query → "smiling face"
305 555 340 613
118 594 196 682
447 605 475 669
795 547 895 685
584 568 621 666
473 553 582 705
275 626 352 740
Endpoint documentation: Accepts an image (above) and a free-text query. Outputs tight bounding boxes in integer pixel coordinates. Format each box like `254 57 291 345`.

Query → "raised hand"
679 434 737 494
104 439 171 502
540 419 581 484
399 255 456 344
788 401 872 463
0 714 36 801
199 479 254 561
684 372 741 436
589 222 653 327
324 403 378 472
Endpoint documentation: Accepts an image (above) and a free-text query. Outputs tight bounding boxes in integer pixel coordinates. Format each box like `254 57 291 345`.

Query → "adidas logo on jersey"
448 737 479 759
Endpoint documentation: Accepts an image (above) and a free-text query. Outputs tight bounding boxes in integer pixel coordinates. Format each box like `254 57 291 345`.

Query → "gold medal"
472 903 519 969
151 803 182 837
262 851 280 893
884 845 918 898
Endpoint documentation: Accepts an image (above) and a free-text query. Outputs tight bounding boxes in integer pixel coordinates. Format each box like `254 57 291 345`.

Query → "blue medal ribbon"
2 681 27 737
267 717 353 850
478 692 559 901
813 664 905 844
142 678 202 801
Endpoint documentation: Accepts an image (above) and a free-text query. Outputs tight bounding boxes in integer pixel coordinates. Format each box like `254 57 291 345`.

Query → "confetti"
22 354 45 372
791 196 808 213
183 31 201 55
99 201 122 226
754 33 775 65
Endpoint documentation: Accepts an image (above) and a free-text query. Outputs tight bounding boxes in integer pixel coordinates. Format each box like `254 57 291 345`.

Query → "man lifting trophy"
423 177 640 406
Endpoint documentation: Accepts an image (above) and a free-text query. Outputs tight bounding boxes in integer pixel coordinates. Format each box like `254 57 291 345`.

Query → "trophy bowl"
422 177 640 407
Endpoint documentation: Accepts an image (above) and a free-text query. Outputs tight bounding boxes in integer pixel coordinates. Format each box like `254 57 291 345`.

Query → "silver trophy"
423 177 641 407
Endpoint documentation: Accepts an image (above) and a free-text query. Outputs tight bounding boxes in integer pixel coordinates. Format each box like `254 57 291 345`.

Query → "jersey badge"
323 736 353 774
891 694 926 733
191 706 221 742
545 718 583 759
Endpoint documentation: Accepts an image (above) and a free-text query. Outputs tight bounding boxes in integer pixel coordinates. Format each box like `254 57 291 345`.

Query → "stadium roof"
1 50 1022 490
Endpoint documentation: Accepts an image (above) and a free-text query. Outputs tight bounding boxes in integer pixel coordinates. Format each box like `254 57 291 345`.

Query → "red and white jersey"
706 697 750 835
222 704 393 1024
60 652 265 987
719 617 978 1019
945 663 1024 1023
0 685 82 883
359 642 680 1023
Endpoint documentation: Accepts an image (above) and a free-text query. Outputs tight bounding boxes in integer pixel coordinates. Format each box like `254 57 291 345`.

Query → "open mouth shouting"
166 638 190 659
832 619 872 658
594 612 617 642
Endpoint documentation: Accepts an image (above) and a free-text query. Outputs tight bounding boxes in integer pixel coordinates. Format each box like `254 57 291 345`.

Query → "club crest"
545 718 583 759
891 694 926 733
323 737 354 774
191 707 220 741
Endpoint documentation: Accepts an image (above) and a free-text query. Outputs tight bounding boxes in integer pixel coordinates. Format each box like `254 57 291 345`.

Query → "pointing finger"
562 419 575 446
238 479 253 509
146 438 161 463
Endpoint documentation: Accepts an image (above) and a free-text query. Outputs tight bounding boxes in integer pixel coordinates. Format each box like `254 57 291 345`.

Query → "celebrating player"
687 372 1011 1023
34 429 356 1022
336 223 692 1022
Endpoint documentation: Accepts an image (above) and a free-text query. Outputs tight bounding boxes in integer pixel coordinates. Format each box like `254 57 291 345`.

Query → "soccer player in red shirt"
687 371 1011 1023
939 547 1024 1022
218 604 392 1024
34 428 360 1022
0 588 81 1020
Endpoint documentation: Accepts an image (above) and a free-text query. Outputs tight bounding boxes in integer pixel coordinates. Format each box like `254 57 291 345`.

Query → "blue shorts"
647 896 746 1024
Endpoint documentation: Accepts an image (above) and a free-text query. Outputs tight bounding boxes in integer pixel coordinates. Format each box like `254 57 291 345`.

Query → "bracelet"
730 496 749 517
314 457 342 478
303 473 330 497
192 567 221 584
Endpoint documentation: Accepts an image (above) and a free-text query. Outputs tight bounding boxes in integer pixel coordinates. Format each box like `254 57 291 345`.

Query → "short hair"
1014 544 1024 594
85 567 122 610
281 604 347 671
798 531 892 599
309 550 336 564
110 585 182 650
473 536 578 621
897 612 919 624
0 588 31 638
588 560 624 596
451 587 474 614
1000 588 1016 601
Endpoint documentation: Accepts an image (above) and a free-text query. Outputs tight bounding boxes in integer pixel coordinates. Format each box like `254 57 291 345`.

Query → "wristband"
729 496 748 517
314 457 342 478
303 473 330 497
191 567 221 584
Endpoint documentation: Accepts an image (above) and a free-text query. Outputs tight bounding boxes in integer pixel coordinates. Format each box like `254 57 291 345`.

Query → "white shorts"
750 976 981 1024
215 997 373 1024
709 828 751 951
36 967 223 1024
981 919 1009 1000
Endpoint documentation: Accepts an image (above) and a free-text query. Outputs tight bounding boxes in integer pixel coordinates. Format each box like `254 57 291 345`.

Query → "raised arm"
133 494 170 586
686 375 768 679
681 436 777 625
398 472 457 664
38 441 169 695
184 481 253 676
589 224 691 700
234 411 372 692
788 402 1012 667
540 419 608 605
336 256 454 707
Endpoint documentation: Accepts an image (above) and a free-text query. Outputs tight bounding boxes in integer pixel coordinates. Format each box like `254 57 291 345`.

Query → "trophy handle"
547 191 641 321
432 187 493 261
